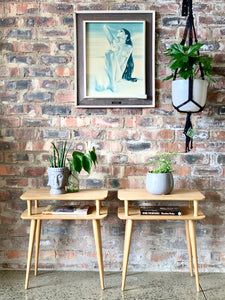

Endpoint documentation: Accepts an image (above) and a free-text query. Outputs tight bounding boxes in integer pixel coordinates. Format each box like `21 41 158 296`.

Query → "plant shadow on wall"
47 141 98 194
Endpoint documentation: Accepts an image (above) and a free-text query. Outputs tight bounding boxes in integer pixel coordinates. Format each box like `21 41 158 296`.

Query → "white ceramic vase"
172 79 208 112
146 172 174 195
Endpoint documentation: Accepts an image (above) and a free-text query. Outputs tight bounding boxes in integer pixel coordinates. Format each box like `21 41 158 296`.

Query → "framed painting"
75 11 155 107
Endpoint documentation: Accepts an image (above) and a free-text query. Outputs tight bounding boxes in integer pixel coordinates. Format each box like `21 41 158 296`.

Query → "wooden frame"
75 11 155 108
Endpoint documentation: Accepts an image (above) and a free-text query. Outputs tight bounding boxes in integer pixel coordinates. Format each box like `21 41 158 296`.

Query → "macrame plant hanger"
174 0 205 152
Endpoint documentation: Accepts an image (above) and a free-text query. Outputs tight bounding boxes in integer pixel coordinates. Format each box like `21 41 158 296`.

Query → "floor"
0 270 224 300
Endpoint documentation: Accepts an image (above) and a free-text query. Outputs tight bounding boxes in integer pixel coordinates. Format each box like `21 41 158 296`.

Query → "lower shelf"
21 206 108 220
118 206 205 220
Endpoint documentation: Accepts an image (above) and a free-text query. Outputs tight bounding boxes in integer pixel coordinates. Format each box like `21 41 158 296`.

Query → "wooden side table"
20 189 108 290
117 188 205 292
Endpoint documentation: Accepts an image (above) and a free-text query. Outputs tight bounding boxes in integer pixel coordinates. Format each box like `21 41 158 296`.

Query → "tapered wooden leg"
185 220 193 277
92 219 104 290
25 219 37 289
189 220 200 292
121 219 133 291
35 220 42 276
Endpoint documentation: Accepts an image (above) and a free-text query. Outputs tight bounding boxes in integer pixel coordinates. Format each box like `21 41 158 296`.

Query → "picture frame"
75 11 155 108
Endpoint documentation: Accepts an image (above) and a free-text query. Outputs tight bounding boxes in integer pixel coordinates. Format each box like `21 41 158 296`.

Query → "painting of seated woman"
85 21 146 99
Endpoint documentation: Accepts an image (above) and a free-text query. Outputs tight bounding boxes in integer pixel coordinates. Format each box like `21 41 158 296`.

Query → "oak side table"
20 189 108 290
117 188 205 292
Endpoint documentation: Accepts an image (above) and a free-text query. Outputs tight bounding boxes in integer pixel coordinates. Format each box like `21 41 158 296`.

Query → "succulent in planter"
47 141 71 194
49 141 72 168
146 152 177 195
67 147 98 192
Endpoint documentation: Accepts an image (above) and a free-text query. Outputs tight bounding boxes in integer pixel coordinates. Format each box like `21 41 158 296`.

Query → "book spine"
141 211 181 216
141 211 160 215
42 212 53 215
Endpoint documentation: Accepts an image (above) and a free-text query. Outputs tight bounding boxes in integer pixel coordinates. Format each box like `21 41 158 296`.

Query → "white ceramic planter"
172 79 208 112
146 172 174 195
47 167 69 194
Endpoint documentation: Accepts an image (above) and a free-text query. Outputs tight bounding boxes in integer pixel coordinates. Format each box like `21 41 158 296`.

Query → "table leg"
92 219 104 290
121 219 133 291
185 220 193 277
189 220 200 292
35 220 42 276
194 200 199 217
25 219 37 289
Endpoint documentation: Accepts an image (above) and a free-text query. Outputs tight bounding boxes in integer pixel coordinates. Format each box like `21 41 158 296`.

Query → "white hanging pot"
172 79 208 112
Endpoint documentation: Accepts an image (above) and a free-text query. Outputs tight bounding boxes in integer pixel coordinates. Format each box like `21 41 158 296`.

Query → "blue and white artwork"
84 21 146 99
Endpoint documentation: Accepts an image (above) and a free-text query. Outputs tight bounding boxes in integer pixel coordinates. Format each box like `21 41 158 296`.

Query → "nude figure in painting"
95 25 137 93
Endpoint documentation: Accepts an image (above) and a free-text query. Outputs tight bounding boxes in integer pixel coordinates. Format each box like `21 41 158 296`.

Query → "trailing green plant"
49 141 72 168
70 147 98 174
163 43 215 83
148 152 178 174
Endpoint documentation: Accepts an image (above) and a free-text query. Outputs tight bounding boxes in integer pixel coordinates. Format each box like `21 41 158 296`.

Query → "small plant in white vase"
146 152 177 195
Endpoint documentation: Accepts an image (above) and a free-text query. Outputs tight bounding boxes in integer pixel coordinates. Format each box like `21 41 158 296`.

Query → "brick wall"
0 0 225 272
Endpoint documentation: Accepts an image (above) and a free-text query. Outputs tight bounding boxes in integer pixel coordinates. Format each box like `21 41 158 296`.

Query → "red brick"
41 4 73 14
5 128 36 140
124 166 149 176
56 67 74 77
56 251 74 260
143 129 174 141
107 129 140 141
61 117 90 127
19 42 51 53
0 190 11 201
173 165 191 176
23 166 46 176
211 131 225 141
40 251 55 260
6 177 28 187
0 165 20 176
56 92 75 103
6 251 27 259
149 3 179 13
7 4 38 15
91 118 123 128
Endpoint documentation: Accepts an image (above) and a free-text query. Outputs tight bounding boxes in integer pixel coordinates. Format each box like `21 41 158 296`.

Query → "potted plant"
146 152 177 195
47 141 71 194
163 43 215 112
67 147 98 192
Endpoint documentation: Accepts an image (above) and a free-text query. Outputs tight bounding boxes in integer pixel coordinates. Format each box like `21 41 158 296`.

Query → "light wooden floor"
0 270 224 300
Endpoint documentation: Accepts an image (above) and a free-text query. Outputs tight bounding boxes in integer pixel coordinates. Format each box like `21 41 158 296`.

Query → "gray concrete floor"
0 270 224 300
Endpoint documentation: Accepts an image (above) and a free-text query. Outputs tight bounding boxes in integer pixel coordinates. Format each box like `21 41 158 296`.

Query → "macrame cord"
174 0 206 152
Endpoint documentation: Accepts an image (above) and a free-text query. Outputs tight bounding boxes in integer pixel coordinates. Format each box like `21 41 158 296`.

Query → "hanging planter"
172 79 208 113
163 0 215 152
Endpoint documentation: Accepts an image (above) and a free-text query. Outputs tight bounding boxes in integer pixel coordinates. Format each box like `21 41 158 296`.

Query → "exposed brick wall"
0 1 225 272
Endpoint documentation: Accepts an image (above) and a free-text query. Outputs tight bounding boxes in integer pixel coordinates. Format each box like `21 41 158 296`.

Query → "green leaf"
89 148 98 166
51 142 60 167
162 74 174 81
73 155 82 173
82 154 92 174
188 43 203 55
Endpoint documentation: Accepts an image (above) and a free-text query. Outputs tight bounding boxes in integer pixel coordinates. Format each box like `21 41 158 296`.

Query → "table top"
20 189 108 201
118 189 205 201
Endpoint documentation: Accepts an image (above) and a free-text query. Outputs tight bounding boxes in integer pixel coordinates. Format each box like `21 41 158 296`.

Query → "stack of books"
140 205 182 216
42 205 89 215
